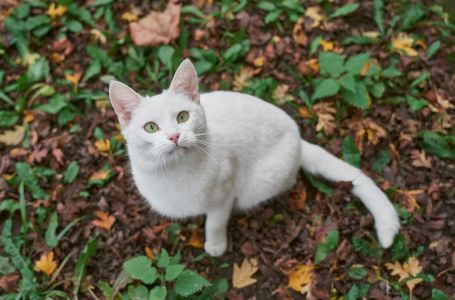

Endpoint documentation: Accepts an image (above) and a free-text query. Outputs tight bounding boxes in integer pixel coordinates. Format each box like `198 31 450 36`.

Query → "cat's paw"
376 209 400 248
204 239 227 257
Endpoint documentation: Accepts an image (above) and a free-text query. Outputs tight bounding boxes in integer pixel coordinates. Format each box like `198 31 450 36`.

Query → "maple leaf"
287 263 314 294
47 3 67 19
129 0 181 46
65 72 82 88
187 230 204 249
0 125 25 146
273 84 294 104
121 11 139 22
233 67 255 91
410 150 432 169
391 33 418 57
35 252 58 276
305 6 325 29
95 139 110 153
92 210 116 231
313 102 336 135
232 258 259 289
385 256 423 295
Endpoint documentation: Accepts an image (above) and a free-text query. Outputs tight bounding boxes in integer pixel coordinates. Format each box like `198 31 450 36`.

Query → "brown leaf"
92 210 116 231
34 252 58 276
410 150 432 169
27 149 48 164
292 17 308 46
313 102 336 135
232 258 259 289
385 256 423 295
0 125 25 146
129 0 181 46
0 273 20 293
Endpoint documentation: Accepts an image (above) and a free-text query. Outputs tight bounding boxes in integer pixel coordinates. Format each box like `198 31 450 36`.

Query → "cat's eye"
177 111 189 123
144 122 159 133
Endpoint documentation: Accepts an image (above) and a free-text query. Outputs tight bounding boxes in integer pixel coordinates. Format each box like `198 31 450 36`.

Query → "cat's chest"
132 168 209 218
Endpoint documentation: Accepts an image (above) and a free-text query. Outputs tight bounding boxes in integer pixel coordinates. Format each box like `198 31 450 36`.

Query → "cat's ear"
169 59 199 103
109 81 142 127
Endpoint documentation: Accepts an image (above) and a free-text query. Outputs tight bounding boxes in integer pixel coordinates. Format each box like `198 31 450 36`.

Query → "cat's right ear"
109 81 141 128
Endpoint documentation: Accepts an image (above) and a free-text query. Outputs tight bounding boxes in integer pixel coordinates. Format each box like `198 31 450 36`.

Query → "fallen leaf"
187 230 204 249
65 72 82 88
391 33 418 57
313 102 336 135
90 29 107 44
0 125 25 146
129 0 181 46
396 189 424 212
22 52 40 67
385 256 423 295
288 263 314 294
411 150 432 169
47 3 67 19
95 139 110 153
273 84 294 104
144 246 155 261
307 58 320 74
253 56 265 68
319 39 334 51
233 67 256 91
305 6 325 29
121 11 139 22
232 258 259 289
298 107 313 119
293 17 308 46
92 210 116 231
89 169 110 182
35 252 58 276
0 272 20 293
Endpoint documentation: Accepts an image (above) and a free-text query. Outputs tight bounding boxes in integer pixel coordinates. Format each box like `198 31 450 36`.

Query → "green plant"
256 0 305 24
99 249 227 299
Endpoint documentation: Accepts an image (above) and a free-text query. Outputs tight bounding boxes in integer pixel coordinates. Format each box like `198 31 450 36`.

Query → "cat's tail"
300 139 400 248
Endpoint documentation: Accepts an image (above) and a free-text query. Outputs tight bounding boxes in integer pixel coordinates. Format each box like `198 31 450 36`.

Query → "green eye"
144 122 159 133
177 111 189 123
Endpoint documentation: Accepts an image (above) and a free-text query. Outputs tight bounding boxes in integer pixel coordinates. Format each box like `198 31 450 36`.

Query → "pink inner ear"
169 59 199 102
109 81 141 127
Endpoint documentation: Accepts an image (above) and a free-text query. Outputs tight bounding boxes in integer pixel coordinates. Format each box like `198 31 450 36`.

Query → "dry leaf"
90 29 107 44
319 39 334 51
47 3 67 19
273 84 294 103
288 263 314 294
396 189 424 212
65 72 82 88
92 210 116 231
293 17 308 46
385 256 423 294
233 67 255 91
253 56 265 68
391 33 418 57
187 230 204 249
0 125 25 146
305 6 325 29
298 107 313 119
89 169 110 182
145 246 155 261
313 102 336 135
121 11 139 22
129 0 181 46
35 252 58 276
22 52 40 67
307 58 320 74
232 258 259 289
95 139 110 153
0 272 20 293
411 150 432 169
293 191 307 210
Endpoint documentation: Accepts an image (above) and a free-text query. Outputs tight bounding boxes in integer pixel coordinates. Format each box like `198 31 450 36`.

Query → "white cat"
109 59 400 256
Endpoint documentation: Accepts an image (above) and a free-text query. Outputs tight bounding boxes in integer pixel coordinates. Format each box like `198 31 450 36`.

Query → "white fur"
109 59 400 256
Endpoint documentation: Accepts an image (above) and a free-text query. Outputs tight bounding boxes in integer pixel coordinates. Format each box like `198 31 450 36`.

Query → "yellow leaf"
187 230 204 249
89 169 110 182
272 84 294 103
65 72 82 88
391 33 418 57
145 246 155 261
307 58 320 74
22 52 40 67
253 56 265 68
288 263 314 294
0 125 25 146
121 11 138 22
92 210 116 231
90 29 107 44
47 3 67 19
35 252 58 276
396 189 424 212
319 39 334 51
232 258 259 289
305 6 325 29
95 139 110 153
385 256 423 295
313 102 336 135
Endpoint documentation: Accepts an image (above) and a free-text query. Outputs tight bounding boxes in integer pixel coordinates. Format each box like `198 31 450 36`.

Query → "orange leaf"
92 210 115 231
89 169 110 182
47 3 67 19
319 39 334 51
187 230 204 249
65 72 82 87
35 252 58 276
144 246 155 261
288 263 314 294
95 139 110 153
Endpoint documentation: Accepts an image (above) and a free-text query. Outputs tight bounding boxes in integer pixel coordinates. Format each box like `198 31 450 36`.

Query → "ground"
0 0 454 299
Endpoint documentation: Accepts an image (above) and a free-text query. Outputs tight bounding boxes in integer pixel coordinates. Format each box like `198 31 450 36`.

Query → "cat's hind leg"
300 139 400 248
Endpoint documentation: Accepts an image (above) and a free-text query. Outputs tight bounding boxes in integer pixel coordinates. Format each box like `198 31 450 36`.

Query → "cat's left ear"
169 59 199 103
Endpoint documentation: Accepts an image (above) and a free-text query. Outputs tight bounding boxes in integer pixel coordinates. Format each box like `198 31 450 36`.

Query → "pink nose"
168 133 180 144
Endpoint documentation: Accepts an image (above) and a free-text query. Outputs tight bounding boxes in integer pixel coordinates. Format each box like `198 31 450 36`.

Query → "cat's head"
109 59 207 169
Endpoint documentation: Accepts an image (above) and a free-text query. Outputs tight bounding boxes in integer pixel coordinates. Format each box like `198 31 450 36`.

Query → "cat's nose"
168 133 180 144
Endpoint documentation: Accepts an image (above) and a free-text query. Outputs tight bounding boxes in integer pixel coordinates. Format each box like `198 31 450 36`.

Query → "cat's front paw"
376 209 401 248
204 239 227 257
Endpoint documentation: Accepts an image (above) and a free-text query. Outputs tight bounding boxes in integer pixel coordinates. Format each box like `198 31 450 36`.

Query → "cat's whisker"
193 143 217 164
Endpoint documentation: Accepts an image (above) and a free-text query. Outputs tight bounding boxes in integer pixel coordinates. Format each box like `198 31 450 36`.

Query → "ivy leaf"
123 256 157 285
341 81 370 109
319 52 344 77
312 78 340 101
343 135 361 167
174 270 210 297
328 3 359 19
315 230 339 263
